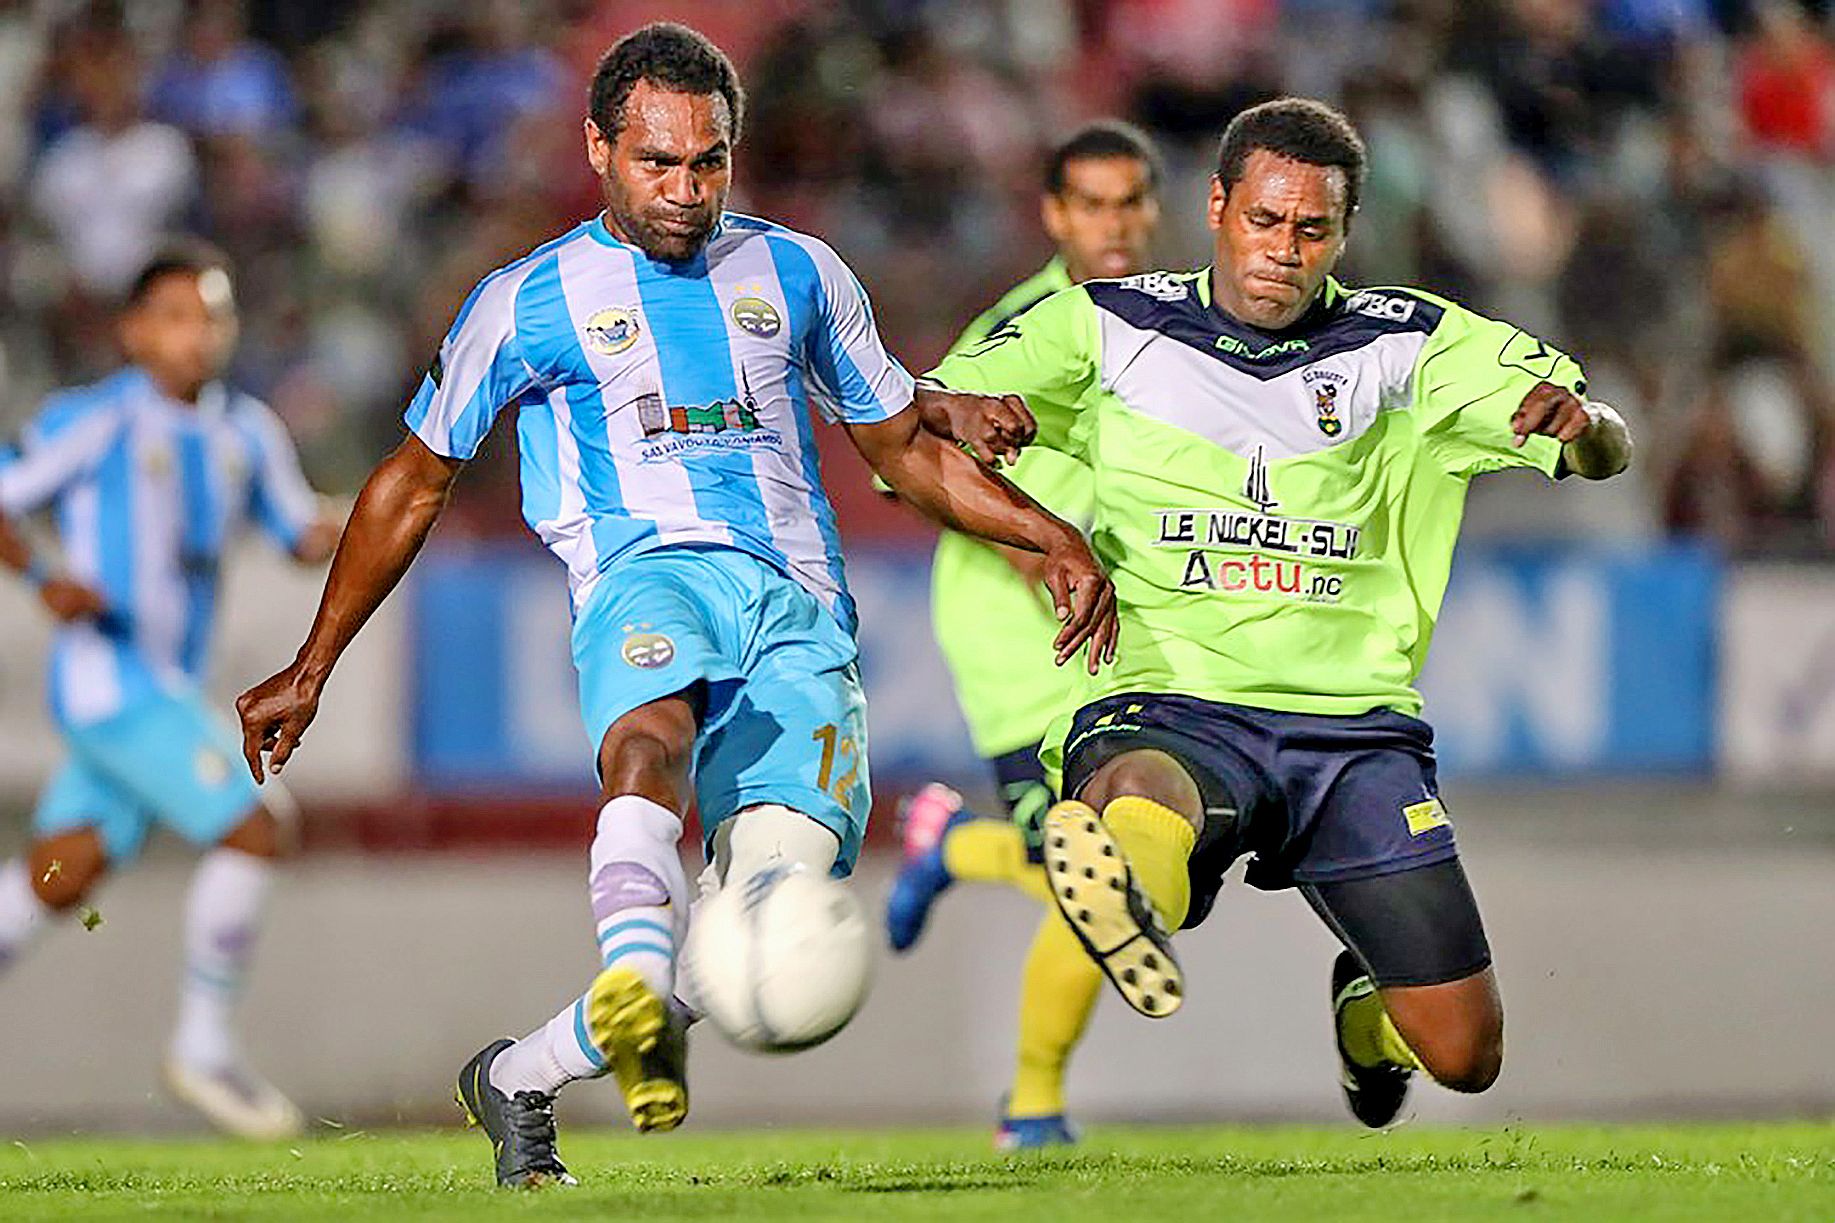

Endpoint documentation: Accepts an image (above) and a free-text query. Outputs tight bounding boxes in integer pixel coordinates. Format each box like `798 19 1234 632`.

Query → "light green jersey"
927 269 1579 775
930 258 1097 758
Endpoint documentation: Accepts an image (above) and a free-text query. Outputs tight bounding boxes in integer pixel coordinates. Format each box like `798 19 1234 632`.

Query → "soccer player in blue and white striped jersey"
0 243 339 1138
235 23 1116 1187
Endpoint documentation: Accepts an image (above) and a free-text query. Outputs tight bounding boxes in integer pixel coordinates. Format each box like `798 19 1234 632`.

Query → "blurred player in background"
883 120 1161 1150
0 243 339 1138
234 23 1114 1188
920 98 1631 1126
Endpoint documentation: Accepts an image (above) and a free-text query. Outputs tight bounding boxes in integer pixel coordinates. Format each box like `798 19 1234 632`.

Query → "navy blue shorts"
989 742 1054 860
1061 693 1458 930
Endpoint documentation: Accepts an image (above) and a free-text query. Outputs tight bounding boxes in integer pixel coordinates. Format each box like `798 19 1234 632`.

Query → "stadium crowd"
0 0 1831 553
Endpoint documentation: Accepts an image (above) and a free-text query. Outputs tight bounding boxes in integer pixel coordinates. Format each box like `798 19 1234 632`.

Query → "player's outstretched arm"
1509 382 1632 480
236 434 462 780
848 408 1117 671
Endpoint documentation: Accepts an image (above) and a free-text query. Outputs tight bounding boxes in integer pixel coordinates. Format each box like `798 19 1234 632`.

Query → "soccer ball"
685 863 873 1053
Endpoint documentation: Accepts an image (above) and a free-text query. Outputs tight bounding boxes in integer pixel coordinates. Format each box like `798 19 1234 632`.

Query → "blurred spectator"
149 0 297 141
399 1 567 195
1737 0 1835 158
29 22 194 300
0 0 1828 555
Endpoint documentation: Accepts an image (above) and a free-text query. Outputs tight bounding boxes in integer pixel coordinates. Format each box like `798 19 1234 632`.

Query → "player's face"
587 80 733 263
1043 155 1160 282
1208 149 1349 330
120 269 237 402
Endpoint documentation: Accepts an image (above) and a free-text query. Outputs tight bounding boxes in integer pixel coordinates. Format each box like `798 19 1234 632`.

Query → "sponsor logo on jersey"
730 291 782 338
629 391 761 438
1243 445 1277 513
1304 368 1346 437
619 370 784 463
584 306 642 355
1215 333 1310 361
1402 796 1451 836
1344 290 1416 323
1117 272 1191 302
621 627 676 669
1174 552 1346 602
1153 445 1358 603
1155 507 1361 561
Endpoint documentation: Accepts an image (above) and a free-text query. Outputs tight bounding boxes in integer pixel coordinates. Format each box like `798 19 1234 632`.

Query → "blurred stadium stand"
1 0 1834 1128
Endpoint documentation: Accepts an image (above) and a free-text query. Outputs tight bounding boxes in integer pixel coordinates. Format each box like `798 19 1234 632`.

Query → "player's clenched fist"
1509 381 1594 446
236 664 323 783
913 383 1037 467
1509 381 1631 478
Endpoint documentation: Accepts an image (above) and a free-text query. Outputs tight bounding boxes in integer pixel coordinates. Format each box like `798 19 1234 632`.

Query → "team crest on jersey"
142 445 173 478
1117 272 1191 302
584 306 641 355
1304 369 1347 437
621 624 676 670
730 290 781 338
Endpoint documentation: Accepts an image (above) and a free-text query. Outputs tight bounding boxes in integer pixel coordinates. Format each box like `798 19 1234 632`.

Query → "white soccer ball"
685 863 873 1053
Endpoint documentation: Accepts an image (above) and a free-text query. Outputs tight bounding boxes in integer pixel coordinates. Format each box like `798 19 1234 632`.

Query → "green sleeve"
1413 301 1582 479
944 298 1009 359
926 286 1100 454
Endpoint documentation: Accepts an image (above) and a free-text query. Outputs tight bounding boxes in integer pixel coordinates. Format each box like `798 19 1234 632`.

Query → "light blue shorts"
35 688 262 862
573 547 871 873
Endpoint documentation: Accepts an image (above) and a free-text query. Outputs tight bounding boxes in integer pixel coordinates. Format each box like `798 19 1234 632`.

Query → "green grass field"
3 1123 1830 1221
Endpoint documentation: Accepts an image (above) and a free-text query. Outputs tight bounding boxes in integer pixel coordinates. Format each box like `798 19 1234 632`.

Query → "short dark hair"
1216 97 1366 218
124 239 231 309
590 22 745 145
1045 119 1161 196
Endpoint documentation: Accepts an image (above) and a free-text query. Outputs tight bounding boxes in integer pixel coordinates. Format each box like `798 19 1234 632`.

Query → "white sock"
489 796 690 1097
488 991 610 1096
585 796 688 996
0 858 49 974
170 849 272 1070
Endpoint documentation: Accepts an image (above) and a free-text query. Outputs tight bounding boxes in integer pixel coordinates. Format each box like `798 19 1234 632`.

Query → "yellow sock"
1100 796 1197 930
942 820 1026 884
939 817 1054 903
1006 909 1103 1117
1339 982 1423 1071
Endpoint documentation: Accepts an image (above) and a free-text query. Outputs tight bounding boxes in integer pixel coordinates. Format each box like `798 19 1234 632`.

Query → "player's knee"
599 701 699 805
26 832 107 910
1415 1011 1504 1093
1080 750 1202 829
219 807 288 859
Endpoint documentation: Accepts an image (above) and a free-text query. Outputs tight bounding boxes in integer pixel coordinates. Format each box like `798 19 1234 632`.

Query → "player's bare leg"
1376 969 1502 1092
0 828 108 976
162 806 304 1140
1315 859 1501 1125
1042 749 1203 1017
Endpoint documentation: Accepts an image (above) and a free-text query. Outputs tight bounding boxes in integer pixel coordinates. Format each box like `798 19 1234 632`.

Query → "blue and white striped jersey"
0 369 318 727
404 212 914 631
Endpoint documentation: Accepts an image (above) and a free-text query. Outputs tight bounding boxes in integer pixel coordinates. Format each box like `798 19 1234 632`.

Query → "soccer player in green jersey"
884 121 1161 1149
917 98 1631 1126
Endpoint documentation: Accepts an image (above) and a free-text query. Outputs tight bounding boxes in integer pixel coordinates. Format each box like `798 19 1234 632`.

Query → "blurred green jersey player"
885 121 1160 1150
921 98 1631 1126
